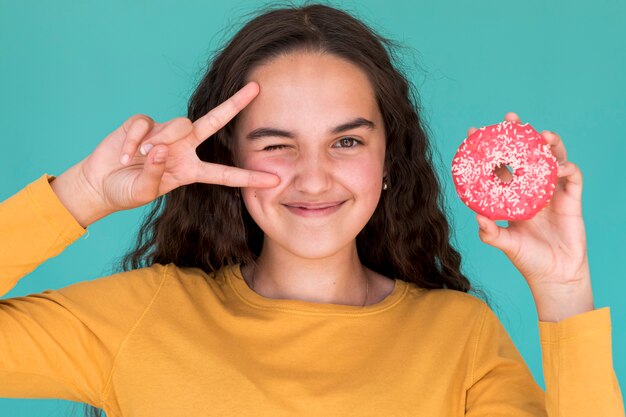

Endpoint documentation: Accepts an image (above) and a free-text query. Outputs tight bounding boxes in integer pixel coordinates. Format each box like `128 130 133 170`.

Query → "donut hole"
494 163 514 183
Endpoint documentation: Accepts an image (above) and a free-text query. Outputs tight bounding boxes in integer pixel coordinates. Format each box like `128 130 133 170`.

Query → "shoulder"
402 282 490 319
49 263 232 322
65 262 237 298
55 262 172 304
159 262 229 289
404 281 487 308
148 263 239 303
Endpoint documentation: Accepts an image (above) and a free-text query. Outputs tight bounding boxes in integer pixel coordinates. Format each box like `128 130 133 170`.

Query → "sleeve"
0 174 86 295
465 303 548 416
0 174 166 409
539 307 625 416
465 303 625 416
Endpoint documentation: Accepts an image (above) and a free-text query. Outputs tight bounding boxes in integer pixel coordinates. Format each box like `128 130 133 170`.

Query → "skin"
51 51 594 320
50 83 281 227
469 116 595 322
234 52 395 305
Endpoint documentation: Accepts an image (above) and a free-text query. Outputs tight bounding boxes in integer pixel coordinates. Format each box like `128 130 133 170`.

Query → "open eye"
332 137 362 148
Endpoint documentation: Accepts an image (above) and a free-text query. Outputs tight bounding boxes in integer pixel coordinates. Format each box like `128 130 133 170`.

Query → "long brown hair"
81 3 491 416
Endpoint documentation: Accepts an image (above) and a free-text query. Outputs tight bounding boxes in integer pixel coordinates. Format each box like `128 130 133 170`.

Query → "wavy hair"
81 3 491 416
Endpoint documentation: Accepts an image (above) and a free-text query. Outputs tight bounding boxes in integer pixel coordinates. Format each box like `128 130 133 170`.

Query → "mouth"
282 201 346 217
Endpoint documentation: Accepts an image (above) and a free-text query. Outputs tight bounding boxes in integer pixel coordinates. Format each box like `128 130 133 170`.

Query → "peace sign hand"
52 82 279 227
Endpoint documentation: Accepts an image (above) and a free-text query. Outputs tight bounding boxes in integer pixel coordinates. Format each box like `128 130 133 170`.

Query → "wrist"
530 277 595 323
49 162 113 228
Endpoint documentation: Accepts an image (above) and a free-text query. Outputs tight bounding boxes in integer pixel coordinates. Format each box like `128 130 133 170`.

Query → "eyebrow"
245 117 376 140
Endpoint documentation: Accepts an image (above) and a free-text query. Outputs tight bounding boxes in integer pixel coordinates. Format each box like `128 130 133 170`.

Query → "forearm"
530 276 595 323
0 174 88 295
49 162 113 228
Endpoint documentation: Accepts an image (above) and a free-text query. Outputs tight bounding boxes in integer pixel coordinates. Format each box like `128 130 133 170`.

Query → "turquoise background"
1 0 624 415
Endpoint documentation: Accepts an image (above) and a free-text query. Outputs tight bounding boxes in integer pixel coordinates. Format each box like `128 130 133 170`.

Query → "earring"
383 177 389 190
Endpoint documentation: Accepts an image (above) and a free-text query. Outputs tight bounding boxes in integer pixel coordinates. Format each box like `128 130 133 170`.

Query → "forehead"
236 51 381 132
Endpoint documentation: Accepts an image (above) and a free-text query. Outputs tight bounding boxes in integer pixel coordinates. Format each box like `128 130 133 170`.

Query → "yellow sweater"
0 174 623 417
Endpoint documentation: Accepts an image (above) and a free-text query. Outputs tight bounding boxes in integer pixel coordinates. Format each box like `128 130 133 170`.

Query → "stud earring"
383 177 389 190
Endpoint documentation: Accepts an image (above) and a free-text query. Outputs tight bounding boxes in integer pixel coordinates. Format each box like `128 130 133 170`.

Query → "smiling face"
234 51 386 260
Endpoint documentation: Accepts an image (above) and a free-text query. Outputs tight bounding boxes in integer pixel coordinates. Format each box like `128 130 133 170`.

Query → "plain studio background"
1 0 624 415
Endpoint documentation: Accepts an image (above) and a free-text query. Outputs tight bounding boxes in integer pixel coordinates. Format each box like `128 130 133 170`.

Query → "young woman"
1 4 623 417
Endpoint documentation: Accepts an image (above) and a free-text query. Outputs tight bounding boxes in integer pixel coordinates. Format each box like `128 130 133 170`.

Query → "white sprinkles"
451 121 558 220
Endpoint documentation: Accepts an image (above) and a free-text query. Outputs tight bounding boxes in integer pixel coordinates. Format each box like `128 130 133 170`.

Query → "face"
234 51 386 260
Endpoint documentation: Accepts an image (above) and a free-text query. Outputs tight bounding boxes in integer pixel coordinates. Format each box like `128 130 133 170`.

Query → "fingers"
190 82 260 147
476 213 515 254
504 112 521 123
120 115 154 165
467 110 521 137
494 163 514 182
138 117 194 155
541 130 568 165
489 113 576 196
131 145 169 203
119 116 194 165
118 82 259 166
500 112 568 165
557 161 583 200
196 161 280 188
470 113 568 166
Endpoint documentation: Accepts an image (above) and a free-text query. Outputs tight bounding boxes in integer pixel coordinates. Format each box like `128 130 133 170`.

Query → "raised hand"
51 82 279 227
467 113 594 322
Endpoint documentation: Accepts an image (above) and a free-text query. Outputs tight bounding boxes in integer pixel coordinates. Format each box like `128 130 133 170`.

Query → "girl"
1 3 623 417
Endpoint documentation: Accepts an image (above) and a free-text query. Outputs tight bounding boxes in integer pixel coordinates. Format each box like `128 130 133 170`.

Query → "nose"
292 149 332 194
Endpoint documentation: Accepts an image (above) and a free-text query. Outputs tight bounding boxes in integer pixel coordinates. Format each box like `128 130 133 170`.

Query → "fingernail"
120 154 129 165
140 143 153 156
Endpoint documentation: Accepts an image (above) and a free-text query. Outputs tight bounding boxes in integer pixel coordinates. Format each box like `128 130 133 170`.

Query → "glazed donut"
451 120 558 221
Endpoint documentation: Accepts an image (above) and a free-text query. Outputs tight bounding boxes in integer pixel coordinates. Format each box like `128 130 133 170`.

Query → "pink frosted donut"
451 120 558 221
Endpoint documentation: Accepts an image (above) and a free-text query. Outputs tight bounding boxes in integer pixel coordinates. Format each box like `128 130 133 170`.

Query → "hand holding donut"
463 113 594 321
50 82 280 228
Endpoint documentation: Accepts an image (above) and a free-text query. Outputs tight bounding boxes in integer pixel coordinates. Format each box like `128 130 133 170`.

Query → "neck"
244 240 370 306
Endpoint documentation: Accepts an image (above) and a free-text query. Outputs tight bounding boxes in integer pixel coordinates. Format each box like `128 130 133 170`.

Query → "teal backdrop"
1 0 624 415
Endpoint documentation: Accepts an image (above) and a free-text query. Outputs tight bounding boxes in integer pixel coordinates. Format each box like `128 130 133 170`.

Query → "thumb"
476 213 514 253
133 144 168 203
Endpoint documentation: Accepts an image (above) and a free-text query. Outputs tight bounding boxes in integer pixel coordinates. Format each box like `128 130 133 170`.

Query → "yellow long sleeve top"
0 174 624 417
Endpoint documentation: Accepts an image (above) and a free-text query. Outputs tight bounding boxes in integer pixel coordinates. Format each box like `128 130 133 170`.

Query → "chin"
266 232 359 260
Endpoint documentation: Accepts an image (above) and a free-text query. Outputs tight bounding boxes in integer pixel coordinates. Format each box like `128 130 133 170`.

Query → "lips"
282 201 346 217
284 201 344 209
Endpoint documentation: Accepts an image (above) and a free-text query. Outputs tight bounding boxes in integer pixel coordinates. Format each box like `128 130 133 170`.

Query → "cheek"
348 162 384 205
240 155 291 177
239 156 292 216
239 148 385 196
241 156 293 196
